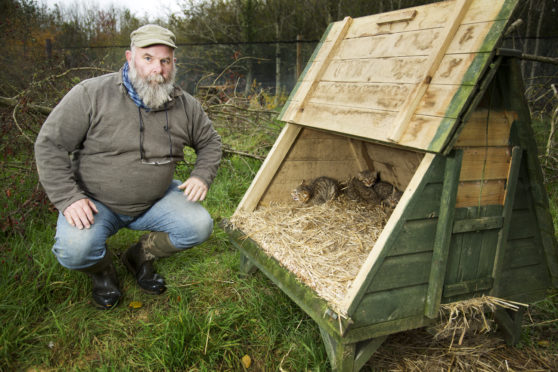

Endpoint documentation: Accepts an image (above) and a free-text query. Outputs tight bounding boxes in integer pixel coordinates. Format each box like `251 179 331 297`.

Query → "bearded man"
34 25 222 309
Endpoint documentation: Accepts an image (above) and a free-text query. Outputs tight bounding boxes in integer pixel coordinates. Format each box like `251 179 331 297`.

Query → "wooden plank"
406 182 443 220
354 336 388 372
343 153 438 315
285 138 358 161
286 16 353 124
308 81 473 118
425 150 463 318
366 252 433 293
455 109 513 147
452 216 503 233
388 219 438 256
319 327 356 372
234 124 301 213
504 238 542 269
320 53 480 86
491 147 522 296
344 315 435 344
362 142 424 189
455 179 506 207
507 209 537 240
292 101 445 151
337 21 502 61
494 307 525 346
459 225 484 282
388 0 474 143
352 284 429 325
443 276 493 297
495 57 558 285
498 264 551 299
347 138 368 171
345 0 508 38
459 146 512 181
476 223 500 279
376 9 417 25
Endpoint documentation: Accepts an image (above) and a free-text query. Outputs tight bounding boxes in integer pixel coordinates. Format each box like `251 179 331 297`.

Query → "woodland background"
0 0 557 370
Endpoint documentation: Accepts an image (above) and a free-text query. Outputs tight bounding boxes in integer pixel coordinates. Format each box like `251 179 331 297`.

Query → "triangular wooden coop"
223 0 558 370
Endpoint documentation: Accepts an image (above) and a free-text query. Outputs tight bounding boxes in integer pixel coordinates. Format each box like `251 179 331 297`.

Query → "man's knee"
52 229 106 269
171 211 213 249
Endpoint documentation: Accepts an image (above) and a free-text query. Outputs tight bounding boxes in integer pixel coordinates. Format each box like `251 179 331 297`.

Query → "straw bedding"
229 196 390 313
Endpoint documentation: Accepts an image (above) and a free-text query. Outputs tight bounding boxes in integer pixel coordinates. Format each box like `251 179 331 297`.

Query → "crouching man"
34 24 222 309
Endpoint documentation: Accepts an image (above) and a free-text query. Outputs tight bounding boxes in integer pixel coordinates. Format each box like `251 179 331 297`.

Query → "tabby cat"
345 170 381 203
373 180 403 209
291 176 340 205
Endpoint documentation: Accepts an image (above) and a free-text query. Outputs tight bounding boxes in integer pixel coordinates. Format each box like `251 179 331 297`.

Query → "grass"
0 153 329 371
1 108 558 371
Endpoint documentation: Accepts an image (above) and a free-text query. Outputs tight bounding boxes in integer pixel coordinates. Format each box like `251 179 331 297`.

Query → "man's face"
125 44 176 109
126 44 175 83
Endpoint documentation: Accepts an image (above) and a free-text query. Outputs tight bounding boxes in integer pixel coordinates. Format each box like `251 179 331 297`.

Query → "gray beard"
128 60 176 110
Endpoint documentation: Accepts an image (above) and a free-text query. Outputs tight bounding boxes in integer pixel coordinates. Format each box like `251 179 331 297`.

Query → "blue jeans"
52 180 213 270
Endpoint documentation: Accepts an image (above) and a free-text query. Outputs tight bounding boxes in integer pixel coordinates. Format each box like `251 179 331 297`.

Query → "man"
35 25 222 309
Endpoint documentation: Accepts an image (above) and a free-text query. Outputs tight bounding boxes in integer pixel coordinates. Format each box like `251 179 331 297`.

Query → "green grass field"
1 111 557 371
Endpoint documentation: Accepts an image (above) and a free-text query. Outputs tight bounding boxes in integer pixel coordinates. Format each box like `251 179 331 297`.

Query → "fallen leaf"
128 301 143 309
241 354 251 368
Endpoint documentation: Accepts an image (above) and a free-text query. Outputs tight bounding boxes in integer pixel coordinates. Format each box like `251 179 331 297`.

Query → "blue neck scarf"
122 62 150 111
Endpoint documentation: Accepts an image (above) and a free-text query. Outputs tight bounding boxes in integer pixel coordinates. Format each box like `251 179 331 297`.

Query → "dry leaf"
241 354 252 368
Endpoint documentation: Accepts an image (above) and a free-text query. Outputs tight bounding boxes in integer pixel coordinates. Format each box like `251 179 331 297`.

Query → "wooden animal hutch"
223 0 558 370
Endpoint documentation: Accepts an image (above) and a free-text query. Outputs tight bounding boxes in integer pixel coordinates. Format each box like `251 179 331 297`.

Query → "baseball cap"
130 24 177 49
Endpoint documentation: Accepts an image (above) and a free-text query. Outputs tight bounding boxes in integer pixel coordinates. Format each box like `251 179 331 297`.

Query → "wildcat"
344 170 381 203
291 176 340 205
373 179 403 209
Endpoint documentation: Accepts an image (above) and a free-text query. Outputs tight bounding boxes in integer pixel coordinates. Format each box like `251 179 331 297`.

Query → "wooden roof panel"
278 0 519 152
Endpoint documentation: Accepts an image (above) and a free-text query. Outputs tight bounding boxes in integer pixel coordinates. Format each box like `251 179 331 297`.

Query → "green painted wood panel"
499 264 551 300
425 150 463 318
366 252 432 294
443 277 493 298
504 238 543 269
352 284 428 325
406 182 443 220
445 206 502 290
345 315 434 344
476 225 500 278
452 216 503 233
346 155 446 317
507 210 538 240
388 218 438 257
496 59 558 287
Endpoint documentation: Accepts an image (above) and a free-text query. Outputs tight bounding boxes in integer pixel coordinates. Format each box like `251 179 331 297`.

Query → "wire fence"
46 34 557 116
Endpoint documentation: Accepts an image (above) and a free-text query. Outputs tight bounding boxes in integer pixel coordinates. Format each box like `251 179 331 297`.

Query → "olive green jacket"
35 70 222 216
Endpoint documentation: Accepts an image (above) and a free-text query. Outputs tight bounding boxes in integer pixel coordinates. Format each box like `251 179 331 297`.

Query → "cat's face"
357 170 378 187
291 183 311 203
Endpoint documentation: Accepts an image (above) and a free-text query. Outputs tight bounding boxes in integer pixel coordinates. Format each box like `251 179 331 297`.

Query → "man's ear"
125 50 132 64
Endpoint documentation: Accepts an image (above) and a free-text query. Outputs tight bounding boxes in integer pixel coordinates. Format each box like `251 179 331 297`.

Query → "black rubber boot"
78 252 121 309
122 232 178 294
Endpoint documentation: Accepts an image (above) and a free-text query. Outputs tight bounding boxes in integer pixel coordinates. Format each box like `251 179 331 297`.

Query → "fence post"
296 34 302 80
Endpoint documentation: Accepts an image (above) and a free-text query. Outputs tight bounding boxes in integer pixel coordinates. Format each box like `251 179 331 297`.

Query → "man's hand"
178 176 208 202
63 198 98 230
